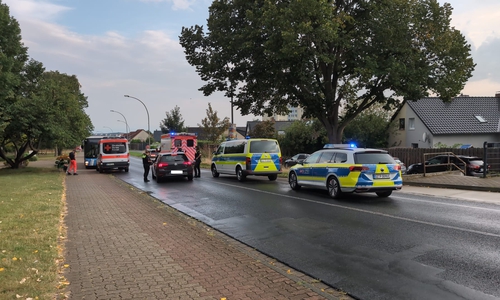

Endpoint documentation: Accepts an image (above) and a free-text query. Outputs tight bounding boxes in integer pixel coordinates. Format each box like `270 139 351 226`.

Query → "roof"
407 97 500 135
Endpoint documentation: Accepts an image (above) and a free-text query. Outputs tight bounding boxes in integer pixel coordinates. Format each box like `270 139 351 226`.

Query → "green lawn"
0 160 68 299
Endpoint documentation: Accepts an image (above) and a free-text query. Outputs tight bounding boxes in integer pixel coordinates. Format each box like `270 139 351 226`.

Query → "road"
112 157 500 300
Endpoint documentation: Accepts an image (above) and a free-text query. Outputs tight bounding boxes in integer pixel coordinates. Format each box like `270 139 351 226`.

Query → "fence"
385 146 500 174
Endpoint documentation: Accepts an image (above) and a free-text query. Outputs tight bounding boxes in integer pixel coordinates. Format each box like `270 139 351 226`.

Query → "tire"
289 172 301 190
187 175 193 181
327 176 342 199
376 191 392 198
211 165 219 178
236 167 246 182
156 175 162 183
268 174 278 181
125 168 129 173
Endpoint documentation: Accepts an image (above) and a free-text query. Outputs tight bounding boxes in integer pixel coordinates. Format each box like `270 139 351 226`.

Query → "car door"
312 152 335 183
296 151 322 186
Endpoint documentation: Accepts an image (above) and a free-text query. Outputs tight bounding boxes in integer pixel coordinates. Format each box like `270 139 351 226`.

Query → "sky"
2 0 500 135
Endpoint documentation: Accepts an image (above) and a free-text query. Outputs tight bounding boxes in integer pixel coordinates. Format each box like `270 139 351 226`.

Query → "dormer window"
475 115 487 123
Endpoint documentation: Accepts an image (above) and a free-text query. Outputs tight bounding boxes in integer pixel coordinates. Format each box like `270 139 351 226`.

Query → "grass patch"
0 166 66 299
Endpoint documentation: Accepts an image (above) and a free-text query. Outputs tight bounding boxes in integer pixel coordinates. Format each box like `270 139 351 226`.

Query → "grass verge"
0 166 66 299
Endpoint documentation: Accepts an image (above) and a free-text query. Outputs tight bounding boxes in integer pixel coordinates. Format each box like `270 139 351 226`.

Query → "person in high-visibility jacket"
142 150 152 182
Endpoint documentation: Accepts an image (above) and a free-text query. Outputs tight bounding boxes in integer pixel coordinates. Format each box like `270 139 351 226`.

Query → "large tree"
0 65 93 168
198 102 230 144
160 105 186 133
180 0 475 143
0 0 28 132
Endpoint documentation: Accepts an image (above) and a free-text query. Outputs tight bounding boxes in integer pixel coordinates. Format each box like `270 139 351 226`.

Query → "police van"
96 138 130 173
211 138 282 181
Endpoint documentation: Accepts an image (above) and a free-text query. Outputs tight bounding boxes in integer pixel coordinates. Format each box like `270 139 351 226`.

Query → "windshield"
354 152 395 164
102 142 127 154
249 140 280 153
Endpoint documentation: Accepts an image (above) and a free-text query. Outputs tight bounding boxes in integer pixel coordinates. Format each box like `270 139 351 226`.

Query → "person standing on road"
142 149 152 182
194 146 202 178
67 149 78 175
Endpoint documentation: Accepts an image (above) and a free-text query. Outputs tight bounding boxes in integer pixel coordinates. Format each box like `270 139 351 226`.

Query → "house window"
411 143 418 148
475 115 487 123
409 118 415 130
399 118 405 130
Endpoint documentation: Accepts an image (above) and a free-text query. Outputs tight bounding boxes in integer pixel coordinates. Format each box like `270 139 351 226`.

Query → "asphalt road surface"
110 157 500 300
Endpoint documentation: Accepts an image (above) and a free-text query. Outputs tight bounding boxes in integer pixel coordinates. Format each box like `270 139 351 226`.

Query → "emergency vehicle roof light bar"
324 144 357 149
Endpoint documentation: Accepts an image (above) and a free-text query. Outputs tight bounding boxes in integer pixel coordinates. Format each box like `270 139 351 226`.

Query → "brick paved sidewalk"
62 167 351 299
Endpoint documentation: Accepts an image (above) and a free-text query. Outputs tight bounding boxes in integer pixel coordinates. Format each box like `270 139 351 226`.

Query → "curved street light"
124 95 150 146
103 126 114 133
117 120 130 140
110 109 130 140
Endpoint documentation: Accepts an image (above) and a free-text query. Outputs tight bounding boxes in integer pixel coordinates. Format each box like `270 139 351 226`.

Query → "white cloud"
4 0 71 21
139 0 195 11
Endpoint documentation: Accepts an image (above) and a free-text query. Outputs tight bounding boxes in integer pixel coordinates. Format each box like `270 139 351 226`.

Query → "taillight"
349 166 369 172
246 157 251 170
183 161 191 166
158 162 168 168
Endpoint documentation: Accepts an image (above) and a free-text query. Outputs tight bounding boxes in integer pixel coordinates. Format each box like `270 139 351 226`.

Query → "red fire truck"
160 132 198 161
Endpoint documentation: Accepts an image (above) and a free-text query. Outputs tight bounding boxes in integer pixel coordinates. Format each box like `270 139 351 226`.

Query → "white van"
211 138 282 181
96 138 130 173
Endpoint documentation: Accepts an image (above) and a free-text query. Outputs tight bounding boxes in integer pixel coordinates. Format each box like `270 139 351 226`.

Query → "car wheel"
156 175 162 183
268 174 277 181
236 167 246 182
376 191 392 198
187 175 193 181
289 172 301 190
211 165 219 178
124 167 129 173
327 176 342 199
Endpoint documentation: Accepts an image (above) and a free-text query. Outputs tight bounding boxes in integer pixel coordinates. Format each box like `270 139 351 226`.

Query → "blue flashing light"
170 132 176 136
245 135 250 139
349 143 357 148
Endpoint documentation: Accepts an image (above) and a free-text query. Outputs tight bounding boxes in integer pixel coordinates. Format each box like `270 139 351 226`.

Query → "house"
389 93 500 148
154 127 247 142
128 129 150 142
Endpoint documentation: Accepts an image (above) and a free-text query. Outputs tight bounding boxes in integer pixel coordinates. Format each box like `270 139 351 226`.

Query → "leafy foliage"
343 104 392 148
278 120 327 157
248 120 277 139
0 4 93 168
180 0 475 144
198 102 230 143
160 105 187 133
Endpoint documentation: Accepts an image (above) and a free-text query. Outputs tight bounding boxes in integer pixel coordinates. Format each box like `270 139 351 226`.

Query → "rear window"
102 142 127 154
249 140 280 153
354 152 395 164
160 154 188 163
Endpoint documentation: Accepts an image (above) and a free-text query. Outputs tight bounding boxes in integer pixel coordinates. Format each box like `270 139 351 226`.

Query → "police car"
288 144 402 199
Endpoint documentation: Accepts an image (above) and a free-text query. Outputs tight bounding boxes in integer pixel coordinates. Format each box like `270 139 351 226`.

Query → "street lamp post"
110 109 130 140
124 95 150 147
117 120 130 140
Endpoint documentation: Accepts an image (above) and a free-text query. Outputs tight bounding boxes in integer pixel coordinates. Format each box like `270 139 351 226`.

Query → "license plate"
260 159 271 163
374 173 390 179
107 163 114 166
171 170 183 174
